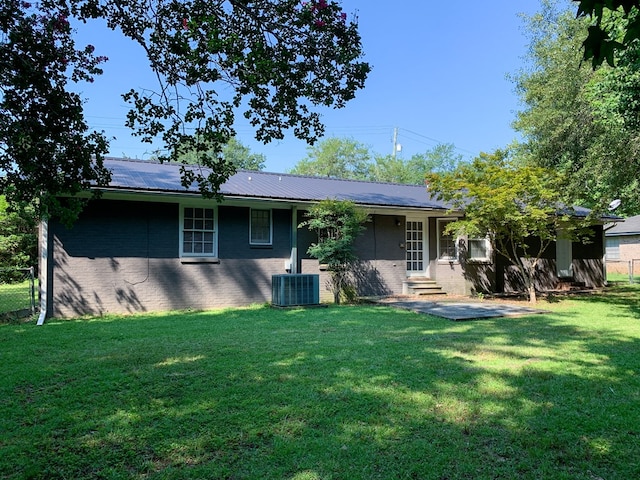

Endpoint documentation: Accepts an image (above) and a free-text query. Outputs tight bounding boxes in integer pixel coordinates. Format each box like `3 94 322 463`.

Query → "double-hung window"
181 206 216 257
250 209 272 246
438 219 458 261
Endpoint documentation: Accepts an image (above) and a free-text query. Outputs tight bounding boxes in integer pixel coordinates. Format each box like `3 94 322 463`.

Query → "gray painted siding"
353 215 406 296
48 200 294 317
298 213 407 299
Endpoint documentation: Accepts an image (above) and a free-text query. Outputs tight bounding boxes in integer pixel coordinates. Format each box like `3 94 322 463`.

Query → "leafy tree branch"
1 0 369 218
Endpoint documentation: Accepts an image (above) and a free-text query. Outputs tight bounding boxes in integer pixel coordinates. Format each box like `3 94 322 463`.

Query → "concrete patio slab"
377 298 548 321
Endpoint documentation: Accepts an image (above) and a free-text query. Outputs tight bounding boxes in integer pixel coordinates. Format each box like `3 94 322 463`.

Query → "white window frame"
437 218 458 262
467 237 492 263
179 204 218 258
249 208 273 246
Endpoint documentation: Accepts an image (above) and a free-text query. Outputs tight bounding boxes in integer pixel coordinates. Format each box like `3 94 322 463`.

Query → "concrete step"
402 278 446 296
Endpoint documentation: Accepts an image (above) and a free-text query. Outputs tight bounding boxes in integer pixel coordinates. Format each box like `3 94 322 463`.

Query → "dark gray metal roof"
102 157 449 210
607 215 640 236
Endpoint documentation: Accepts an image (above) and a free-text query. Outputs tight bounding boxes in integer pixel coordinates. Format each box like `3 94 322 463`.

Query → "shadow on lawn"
4 305 640 479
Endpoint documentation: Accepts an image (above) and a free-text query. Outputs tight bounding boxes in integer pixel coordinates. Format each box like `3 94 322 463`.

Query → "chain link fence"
607 259 640 283
0 267 37 321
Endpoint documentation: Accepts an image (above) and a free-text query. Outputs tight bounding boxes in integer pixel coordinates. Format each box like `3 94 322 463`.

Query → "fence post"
29 266 36 314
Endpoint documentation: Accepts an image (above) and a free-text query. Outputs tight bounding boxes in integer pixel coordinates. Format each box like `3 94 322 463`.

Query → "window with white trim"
250 208 272 245
467 237 491 262
437 219 458 261
181 206 216 256
606 237 620 260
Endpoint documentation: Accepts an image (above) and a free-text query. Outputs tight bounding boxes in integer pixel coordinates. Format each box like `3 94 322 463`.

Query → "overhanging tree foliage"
426 150 590 304
0 0 111 221
576 0 640 66
299 199 368 304
1 0 370 219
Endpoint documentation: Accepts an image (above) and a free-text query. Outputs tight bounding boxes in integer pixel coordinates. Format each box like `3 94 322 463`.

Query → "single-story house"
39 158 608 318
605 215 640 275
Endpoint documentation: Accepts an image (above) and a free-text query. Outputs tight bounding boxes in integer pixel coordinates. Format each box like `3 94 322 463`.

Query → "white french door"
406 219 428 277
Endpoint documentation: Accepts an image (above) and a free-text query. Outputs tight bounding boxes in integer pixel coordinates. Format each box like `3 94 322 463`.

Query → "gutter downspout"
37 218 48 326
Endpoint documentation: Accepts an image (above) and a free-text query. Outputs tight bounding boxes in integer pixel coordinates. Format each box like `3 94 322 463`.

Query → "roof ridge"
104 156 427 188
104 156 161 164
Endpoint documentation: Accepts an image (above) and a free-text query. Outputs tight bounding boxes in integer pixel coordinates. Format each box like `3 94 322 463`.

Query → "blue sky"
76 0 547 173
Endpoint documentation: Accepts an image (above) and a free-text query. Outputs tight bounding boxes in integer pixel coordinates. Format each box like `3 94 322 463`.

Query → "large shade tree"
175 137 267 170
373 143 463 185
290 137 464 184
290 137 373 180
512 0 640 215
0 0 370 219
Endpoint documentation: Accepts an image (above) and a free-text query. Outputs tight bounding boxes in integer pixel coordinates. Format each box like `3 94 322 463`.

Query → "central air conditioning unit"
272 274 320 307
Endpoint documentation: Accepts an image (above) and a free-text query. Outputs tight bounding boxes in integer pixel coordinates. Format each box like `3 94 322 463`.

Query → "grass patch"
607 272 640 284
0 280 36 317
2 286 640 479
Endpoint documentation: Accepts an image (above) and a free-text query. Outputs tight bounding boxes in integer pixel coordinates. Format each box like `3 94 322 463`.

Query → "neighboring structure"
605 215 640 275
39 158 607 318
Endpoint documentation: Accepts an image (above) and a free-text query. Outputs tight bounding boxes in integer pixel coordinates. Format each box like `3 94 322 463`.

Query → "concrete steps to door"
402 278 446 296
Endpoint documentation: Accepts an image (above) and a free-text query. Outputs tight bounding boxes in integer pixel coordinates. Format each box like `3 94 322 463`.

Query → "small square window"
468 238 491 262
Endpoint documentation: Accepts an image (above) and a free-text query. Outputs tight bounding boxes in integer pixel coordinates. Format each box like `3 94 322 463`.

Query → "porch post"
290 206 298 274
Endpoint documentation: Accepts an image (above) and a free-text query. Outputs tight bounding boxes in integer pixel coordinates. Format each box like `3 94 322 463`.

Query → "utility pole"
392 127 402 159
392 127 399 159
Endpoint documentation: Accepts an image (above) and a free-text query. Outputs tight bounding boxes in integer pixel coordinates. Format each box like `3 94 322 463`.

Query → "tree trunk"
525 262 537 304
528 283 537 304
515 257 537 304
331 272 342 304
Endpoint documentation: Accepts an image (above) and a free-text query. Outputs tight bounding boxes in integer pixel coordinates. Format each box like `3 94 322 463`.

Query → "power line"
397 128 477 156
84 114 479 159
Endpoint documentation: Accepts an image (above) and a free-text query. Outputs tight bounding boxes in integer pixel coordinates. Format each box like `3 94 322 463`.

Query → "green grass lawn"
1 287 640 479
